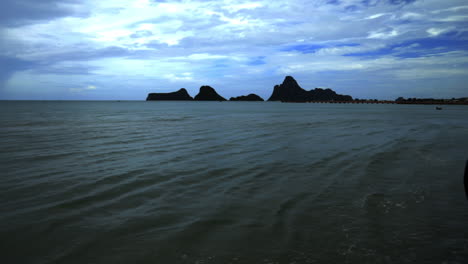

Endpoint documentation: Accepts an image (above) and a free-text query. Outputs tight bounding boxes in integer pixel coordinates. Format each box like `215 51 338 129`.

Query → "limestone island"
194 86 227 101
229 94 264 101
145 76 467 105
146 88 193 101
268 76 353 102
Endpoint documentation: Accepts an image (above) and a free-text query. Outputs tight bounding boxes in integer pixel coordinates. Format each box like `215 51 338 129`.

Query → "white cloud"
427 27 454 36
223 3 263 13
435 15 468 22
367 29 399 39
1 0 468 99
186 53 229 60
69 85 97 93
365 13 388 20
394 68 468 80
163 73 194 82
400 12 423 20
431 5 468 14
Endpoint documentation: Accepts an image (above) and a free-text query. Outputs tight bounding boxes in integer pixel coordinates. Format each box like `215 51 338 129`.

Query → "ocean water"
1 101 468 264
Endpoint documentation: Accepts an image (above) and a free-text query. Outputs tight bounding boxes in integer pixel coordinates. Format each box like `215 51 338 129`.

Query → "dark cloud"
361 0 417 6
42 46 133 63
343 36 468 58
144 41 170 49
0 0 86 27
247 56 266 66
178 16 224 32
33 64 100 75
343 0 416 12
0 56 36 87
281 43 360 54
345 5 359 12
0 46 135 87
387 0 416 5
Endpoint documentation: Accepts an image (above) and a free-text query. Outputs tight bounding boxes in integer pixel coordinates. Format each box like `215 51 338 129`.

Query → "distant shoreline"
146 76 468 105
281 100 468 105
2 100 468 105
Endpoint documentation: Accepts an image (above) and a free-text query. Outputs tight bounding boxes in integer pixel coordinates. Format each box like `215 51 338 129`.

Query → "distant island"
146 86 227 101
146 88 193 101
194 86 226 101
146 76 468 105
146 76 351 102
267 76 352 102
230 94 264 101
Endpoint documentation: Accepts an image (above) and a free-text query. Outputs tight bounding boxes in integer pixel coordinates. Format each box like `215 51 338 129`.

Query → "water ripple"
1 101 468 264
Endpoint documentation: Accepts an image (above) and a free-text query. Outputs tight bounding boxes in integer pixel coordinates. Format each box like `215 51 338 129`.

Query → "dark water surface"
1 101 468 264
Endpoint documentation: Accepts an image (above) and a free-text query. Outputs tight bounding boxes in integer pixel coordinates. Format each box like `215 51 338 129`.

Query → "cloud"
387 0 416 5
400 12 423 20
0 0 87 26
1 0 468 100
0 56 36 88
367 28 399 39
222 3 263 13
427 27 455 37
69 85 97 93
365 13 389 19
435 15 468 22
163 73 194 82
431 5 468 14
185 53 231 60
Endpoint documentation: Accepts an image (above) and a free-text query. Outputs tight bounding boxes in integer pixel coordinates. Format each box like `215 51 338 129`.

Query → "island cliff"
194 86 227 101
229 94 264 101
268 76 353 102
146 88 193 101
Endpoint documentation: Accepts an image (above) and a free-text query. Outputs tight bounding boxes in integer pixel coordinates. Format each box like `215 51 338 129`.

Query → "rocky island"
229 94 264 101
268 76 353 102
194 86 227 101
145 76 467 105
146 88 193 101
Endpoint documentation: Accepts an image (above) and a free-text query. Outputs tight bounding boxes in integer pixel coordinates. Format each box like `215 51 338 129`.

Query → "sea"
1 101 468 264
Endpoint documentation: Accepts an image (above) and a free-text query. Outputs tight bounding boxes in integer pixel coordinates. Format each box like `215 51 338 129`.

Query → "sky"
1 0 468 100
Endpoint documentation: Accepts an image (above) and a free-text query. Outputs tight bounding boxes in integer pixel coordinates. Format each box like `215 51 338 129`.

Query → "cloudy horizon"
1 0 468 100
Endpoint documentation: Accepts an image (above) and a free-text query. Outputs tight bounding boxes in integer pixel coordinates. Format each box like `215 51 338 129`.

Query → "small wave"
366 130 385 136
362 189 427 215
275 193 310 219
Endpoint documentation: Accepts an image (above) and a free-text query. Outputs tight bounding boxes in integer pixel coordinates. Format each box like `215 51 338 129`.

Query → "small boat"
436 107 442 110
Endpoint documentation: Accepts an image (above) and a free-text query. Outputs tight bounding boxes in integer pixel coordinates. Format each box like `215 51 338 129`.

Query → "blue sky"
1 0 468 100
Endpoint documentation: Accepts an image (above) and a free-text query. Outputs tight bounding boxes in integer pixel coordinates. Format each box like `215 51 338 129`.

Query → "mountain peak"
283 75 295 82
268 76 353 102
194 86 227 101
146 88 193 101
268 76 306 101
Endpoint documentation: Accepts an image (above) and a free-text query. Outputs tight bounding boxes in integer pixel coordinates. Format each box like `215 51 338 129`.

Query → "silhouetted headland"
146 88 193 101
194 86 227 101
229 94 264 101
145 76 467 104
268 76 353 102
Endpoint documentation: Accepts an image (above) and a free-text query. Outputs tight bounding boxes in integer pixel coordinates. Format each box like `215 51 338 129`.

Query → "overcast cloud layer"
1 0 467 100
